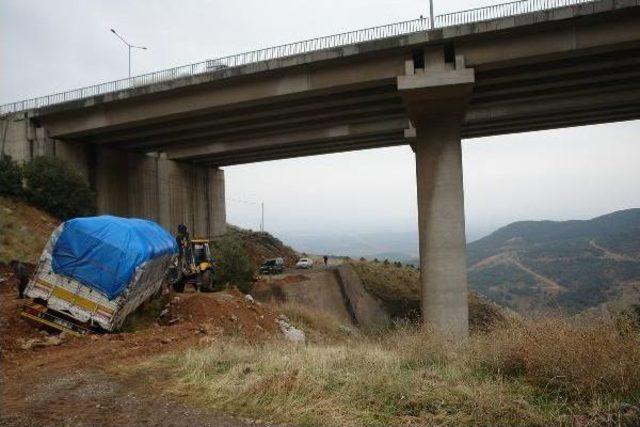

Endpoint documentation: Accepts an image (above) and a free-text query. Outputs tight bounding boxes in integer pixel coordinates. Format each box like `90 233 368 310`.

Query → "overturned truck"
22 216 177 335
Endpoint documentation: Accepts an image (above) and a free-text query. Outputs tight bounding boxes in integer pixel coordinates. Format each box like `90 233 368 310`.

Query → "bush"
212 235 254 294
0 155 23 197
23 156 95 220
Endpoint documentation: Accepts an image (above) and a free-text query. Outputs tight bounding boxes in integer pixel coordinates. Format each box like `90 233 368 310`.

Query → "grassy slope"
227 225 298 269
147 316 640 426
0 196 60 264
350 260 508 332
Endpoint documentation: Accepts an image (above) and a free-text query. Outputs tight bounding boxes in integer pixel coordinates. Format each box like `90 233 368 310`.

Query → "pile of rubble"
276 314 306 343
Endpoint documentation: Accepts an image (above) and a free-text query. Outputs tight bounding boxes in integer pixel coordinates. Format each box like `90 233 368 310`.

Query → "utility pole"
260 202 265 232
429 0 435 29
110 29 147 78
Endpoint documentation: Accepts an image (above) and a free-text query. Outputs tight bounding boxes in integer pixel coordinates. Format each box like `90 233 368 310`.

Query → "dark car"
259 257 284 275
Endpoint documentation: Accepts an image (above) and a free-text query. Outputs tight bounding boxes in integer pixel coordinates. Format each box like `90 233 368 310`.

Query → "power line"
227 197 260 205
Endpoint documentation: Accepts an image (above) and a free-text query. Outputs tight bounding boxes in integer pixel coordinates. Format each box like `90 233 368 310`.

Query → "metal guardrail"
1 0 597 115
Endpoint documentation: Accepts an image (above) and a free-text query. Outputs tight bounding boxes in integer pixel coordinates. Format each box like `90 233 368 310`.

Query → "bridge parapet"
0 0 600 116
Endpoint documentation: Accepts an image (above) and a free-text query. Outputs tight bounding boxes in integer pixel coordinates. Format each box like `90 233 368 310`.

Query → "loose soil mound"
1 285 281 368
162 290 279 339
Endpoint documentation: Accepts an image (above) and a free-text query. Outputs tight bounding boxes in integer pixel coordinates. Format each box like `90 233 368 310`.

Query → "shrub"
23 156 95 220
0 155 23 197
212 235 254 294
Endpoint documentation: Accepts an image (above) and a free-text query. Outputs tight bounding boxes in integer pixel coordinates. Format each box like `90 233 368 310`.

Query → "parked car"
259 257 284 275
295 258 313 269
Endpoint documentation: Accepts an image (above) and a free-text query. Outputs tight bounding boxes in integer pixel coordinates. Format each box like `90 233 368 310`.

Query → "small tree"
23 156 95 220
0 155 23 197
212 235 254 294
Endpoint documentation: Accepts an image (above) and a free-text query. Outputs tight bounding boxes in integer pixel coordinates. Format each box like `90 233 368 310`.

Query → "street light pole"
110 29 147 78
429 0 435 29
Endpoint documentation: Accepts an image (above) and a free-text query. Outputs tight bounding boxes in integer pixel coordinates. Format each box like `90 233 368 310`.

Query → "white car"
295 258 313 269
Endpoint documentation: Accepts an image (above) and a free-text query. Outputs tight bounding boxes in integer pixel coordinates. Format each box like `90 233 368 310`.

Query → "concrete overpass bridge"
2 0 639 335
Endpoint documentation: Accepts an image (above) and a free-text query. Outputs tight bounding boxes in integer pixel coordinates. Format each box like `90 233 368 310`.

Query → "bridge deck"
2 0 639 166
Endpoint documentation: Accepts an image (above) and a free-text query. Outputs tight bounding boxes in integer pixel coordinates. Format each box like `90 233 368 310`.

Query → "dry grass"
468 317 640 401
0 196 59 264
350 260 419 302
350 260 509 331
150 316 640 426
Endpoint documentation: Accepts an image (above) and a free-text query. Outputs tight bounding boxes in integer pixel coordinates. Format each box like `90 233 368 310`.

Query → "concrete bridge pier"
398 49 474 337
413 119 469 337
95 147 226 238
1 116 226 238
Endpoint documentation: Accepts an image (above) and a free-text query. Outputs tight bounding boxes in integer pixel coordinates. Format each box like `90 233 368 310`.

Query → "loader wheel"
200 270 213 292
172 280 186 293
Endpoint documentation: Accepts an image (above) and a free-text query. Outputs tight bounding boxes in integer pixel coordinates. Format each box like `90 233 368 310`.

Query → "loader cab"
167 236 215 293
192 239 213 271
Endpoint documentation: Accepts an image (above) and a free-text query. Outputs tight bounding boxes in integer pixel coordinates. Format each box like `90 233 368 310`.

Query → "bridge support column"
94 147 225 237
398 48 474 336
414 119 468 336
209 168 226 237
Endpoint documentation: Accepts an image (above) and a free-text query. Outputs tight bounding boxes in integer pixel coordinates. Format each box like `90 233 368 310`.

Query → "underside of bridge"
3 0 639 336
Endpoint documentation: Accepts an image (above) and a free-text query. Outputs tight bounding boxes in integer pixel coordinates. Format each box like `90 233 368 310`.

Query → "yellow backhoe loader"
166 225 214 292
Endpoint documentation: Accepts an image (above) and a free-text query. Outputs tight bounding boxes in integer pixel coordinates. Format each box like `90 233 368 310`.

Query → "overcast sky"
2 0 639 242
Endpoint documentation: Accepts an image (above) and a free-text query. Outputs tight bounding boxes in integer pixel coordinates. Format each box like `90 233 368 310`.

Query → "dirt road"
0 267 282 427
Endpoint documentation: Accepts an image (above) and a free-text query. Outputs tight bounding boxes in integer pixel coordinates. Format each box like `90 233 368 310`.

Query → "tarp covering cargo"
24 216 178 332
52 216 177 299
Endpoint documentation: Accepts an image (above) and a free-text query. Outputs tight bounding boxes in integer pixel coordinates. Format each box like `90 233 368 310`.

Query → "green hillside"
467 209 640 314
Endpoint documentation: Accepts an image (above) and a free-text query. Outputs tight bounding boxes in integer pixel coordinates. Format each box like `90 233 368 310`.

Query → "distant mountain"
281 231 418 260
466 209 640 314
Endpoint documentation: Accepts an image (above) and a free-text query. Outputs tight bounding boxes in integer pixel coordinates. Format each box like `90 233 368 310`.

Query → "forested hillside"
467 209 640 313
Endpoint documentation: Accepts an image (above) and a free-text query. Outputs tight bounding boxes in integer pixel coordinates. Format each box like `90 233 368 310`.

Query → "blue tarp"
51 216 178 299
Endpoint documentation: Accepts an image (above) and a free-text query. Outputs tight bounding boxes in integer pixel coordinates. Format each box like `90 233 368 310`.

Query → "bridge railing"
0 0 596 115
436 0 592 26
